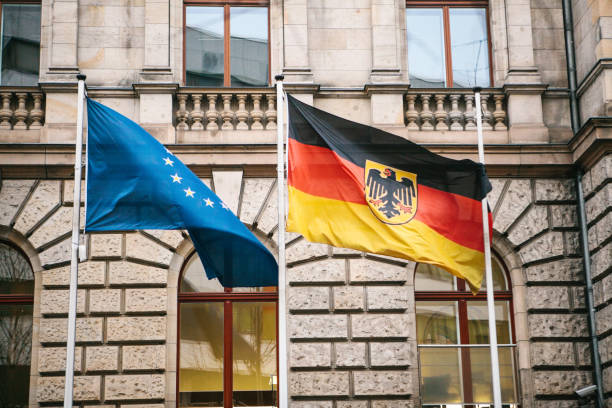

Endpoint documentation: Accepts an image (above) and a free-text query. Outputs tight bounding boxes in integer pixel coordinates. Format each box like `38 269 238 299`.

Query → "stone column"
282 0 313 83
45 0 80 80
369 0 403 83
140 0 173 82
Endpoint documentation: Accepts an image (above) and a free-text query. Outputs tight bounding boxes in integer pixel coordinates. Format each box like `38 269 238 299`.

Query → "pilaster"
369 0 404 83
282 0 313 83
140 0 173 83
44 0 80 81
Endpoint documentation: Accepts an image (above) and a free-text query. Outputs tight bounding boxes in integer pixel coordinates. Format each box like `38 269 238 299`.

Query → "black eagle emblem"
366 167 416 219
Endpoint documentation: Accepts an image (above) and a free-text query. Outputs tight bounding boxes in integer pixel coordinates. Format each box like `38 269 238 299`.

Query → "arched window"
178 252 278 408
415 255 518 407
0 241 34 408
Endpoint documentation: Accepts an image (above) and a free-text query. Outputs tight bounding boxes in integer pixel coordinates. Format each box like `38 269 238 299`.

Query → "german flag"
286 95 492 292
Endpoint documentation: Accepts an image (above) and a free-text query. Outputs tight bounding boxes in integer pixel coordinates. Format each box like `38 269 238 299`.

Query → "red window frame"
183 0 271 87
177 251 279 408
414 253 516 406
405 0 494 88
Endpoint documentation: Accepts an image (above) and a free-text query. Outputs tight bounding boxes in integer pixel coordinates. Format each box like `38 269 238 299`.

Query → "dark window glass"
229 7 268 87
185 6 225 87
1 4 41 86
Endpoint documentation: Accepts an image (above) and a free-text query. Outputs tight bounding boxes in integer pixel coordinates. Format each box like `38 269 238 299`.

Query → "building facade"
0 0 611 407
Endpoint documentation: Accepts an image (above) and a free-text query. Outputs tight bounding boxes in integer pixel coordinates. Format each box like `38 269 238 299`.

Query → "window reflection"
230 7 268 87
450 8 490 88
0 4 41 86
186 7 225 87
406 9 446 88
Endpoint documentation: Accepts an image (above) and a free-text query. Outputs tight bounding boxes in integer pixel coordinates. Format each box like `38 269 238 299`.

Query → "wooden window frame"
183 0 271 87
405 0 494 88
415 254 516 406
177 251 279 408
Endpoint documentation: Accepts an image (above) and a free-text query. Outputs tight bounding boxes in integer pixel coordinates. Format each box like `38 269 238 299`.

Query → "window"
0 242 34 408
184 1 269 87
414 255 518 407
178 252 278 408
405 0 492 88
0 2 41 86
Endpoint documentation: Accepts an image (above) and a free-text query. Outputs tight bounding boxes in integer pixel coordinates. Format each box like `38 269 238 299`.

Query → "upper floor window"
415 255 518 407
0 2 41 86
184 1 269 87
0 241 34 408
406 0 492 88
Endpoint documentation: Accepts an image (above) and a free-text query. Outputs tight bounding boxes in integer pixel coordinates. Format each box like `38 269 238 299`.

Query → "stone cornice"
568 116 612 169
576 58 612 97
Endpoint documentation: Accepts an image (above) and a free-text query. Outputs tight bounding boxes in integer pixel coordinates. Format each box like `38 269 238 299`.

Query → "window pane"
449 8 490 88
0 304 32 408
415 263 455 291
181 254 224 293
469 347 517 403
186 7 224 87
0 243 34 295
467 301 512 344
230 7 268 87
232 302 277 406
416 301 459 344
0 4 40 86
406 8 446 88
419 348 463 403
179 303 225 407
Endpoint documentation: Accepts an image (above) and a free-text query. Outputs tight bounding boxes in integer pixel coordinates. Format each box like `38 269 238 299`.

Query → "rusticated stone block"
594 212 612 248
507 205 549 246
41 289 86 315
39 237 71 266
333 286 363 310
14 180 61 234
125 288 167 313
109 261 167 286
91 233 122 257
37 375 101 402
590 154 612 189
126 233 173 265
353 371 412 396
371 400 414 408
256 187 277 234
493 179 531 233
288 259 345 284
533 370 591 395
43 262 106 287
535 179 576 202
335 341 366 367
104 374 165 400
526 287 569 310
86 346 119 372
38 346 82 373
107 316 166 342
564 231 581 256
63 180 86 204
290 402 332 408
487 179 507 211
89 289 121 314
575 342 592 366
528 314 588 338
525 258 583 282
40 317 103 344
0 180 34 226
518 231 564 264
337 401 368 408
535 401 580 408
367 287 409 311
586 184 612 223
572 287 586 309
370 342 412 367
350 259 408 283
352 314 410 339
290 343 331 368
289 372 349 396
123 345 166 371
530 342 574 367
143 229 183 248
30 206 84 249
591 241 612 279
287 239 329 264
604 366 612 396
239 178 274 225
288 286 329 311
289 315 347 339
599 333 612 365
596 303 612 335
550 204 578 228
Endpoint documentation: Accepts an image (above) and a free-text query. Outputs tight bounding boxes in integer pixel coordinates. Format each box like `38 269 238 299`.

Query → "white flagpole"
275 74 288 408
64 74 86 408
474 87 502 408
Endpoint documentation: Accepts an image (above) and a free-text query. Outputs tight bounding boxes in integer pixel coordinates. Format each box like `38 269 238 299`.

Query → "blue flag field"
85 98 278 287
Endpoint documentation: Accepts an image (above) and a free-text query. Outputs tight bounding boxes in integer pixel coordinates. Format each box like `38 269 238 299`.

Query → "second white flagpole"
64 74 86 408
474 87 502 408
275 74 288 408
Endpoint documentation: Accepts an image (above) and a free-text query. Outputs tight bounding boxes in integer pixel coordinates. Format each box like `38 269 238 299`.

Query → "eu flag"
85 98 278 287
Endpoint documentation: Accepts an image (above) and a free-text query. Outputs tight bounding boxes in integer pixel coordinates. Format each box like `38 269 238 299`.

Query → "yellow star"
204 198 214 207
163 157 174 166
171 173 182 183
184 187 195 198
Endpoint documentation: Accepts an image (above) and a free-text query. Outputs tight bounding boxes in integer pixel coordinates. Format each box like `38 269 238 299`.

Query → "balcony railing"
405 89 507 131
0 88 44 130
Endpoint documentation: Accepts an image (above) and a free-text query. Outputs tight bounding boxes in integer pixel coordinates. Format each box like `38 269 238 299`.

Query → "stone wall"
582 154 612 407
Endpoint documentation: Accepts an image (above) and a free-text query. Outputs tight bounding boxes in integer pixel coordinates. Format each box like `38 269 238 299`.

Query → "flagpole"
474 87 502 408
275 74 288 408
64 74 86 408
